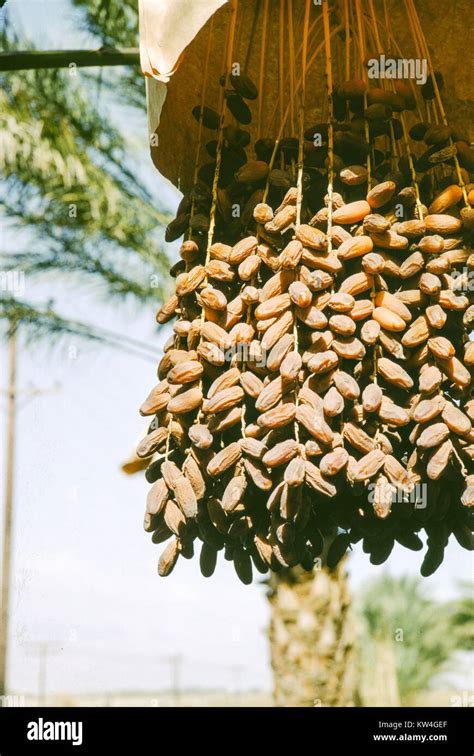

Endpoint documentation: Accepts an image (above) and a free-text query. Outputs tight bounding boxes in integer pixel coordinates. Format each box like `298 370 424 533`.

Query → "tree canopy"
1 6 170 344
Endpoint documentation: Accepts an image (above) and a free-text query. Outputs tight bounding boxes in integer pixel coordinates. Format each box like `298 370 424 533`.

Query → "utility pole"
0 326 17 697
228 664 243 695
167 654 183 706
27 642 61 706
0 326 60 697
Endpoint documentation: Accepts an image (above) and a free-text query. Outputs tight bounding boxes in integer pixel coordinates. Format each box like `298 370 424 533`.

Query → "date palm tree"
357 575 472 706
450 581 474 652
268 563 357 706
69 0 358 707
1 0 360 706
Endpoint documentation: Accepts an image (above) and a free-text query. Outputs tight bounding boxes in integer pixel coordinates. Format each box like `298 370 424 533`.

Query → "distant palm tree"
451 581 474 652
357 575 470 705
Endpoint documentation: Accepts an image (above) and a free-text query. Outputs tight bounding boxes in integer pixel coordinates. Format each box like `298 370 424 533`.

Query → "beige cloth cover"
139 0 227 82
139 0 227 191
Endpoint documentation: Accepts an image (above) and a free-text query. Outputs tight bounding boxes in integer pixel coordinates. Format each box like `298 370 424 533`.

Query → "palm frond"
450 582 474 651
70 0 145 111
1 30 173 311
1 9 171 351
357 575 466 703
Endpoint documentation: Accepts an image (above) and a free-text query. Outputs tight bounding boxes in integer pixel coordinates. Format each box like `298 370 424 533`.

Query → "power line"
53 322 163 363
84 323 163 357
82 337 159 364
0 313 163 363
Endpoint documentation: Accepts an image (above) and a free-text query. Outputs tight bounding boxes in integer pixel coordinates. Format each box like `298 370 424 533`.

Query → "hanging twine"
257 0 269 140
406 0 469 206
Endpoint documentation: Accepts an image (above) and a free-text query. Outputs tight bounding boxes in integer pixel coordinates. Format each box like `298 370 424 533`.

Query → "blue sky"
0 0 471 697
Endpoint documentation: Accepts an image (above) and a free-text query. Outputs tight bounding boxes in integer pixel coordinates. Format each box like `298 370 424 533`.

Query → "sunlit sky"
0 0 471 697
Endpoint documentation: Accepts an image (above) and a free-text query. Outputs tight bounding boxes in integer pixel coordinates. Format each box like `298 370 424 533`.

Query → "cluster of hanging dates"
139 69 474 582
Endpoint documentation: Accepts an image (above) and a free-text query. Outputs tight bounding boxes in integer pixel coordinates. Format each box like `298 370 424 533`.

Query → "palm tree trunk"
268 562 357 707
